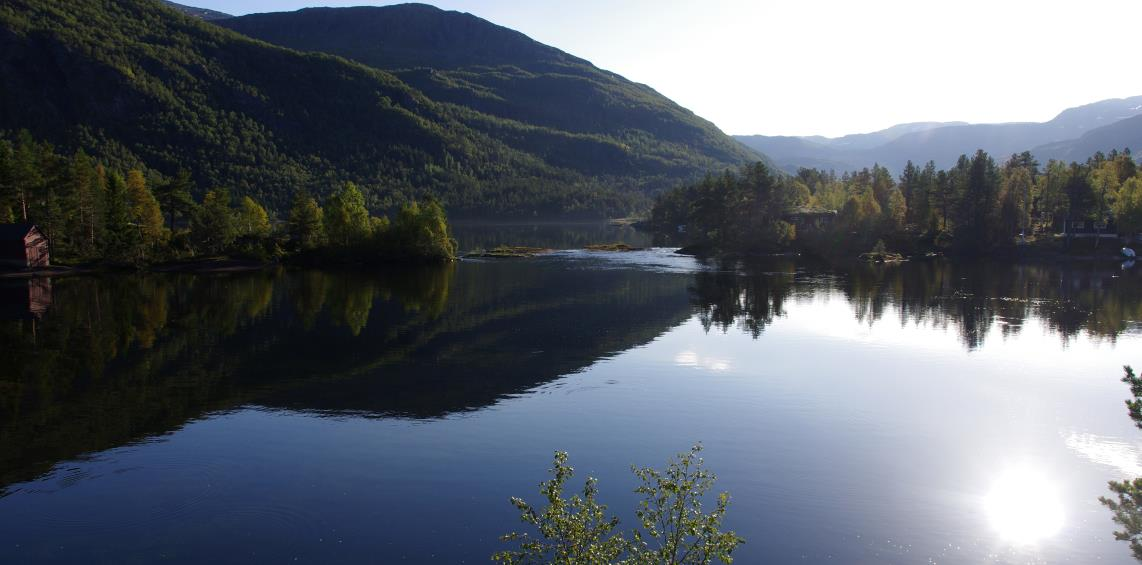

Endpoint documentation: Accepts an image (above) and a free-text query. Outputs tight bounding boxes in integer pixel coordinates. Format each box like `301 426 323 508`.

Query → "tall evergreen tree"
155 169 196 231
190 189 237 255
66 150 104 259
103 172 138 261
0 140 15 223
953 151 1003 251
11 131 42 222
288 190 326 251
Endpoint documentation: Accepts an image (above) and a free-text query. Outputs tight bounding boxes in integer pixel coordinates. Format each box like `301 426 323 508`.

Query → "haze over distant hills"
0 0 758 218
737 96 1142 173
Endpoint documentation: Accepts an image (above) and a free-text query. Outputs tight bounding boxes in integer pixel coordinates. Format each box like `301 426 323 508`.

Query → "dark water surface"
2 232 1141 563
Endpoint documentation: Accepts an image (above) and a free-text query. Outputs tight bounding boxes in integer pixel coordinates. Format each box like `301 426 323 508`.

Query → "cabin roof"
0 223 38 241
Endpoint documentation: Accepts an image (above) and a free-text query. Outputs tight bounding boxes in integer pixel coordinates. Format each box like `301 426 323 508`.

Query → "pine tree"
190 189 236 255
0 140 16 223
65 150 104 259
155 169 195 232
11 131 43 222
288 190 325 251
103 172 138 261
953 150 1003 251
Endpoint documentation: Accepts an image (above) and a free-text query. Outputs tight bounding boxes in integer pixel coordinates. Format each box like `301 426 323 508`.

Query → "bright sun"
984 468 1064 545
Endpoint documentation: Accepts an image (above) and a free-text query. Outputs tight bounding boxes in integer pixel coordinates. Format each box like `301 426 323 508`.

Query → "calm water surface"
2 227 1141 564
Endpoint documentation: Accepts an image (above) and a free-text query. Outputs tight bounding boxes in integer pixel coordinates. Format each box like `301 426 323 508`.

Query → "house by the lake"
783 207 837 232
1063 218 1118 238
0 224 50 269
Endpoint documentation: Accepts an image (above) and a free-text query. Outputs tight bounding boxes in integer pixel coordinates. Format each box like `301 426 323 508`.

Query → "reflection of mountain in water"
0 262 693 491
688 258 1142 349
3 256 1140 491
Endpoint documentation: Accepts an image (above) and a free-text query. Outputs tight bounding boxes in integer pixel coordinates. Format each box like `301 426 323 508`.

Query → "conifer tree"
103 172 138 261
288 190 326 251
190 189 236 255
155 169 195 231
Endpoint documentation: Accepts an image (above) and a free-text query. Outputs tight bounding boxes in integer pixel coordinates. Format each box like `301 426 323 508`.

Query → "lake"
2 226 1141 564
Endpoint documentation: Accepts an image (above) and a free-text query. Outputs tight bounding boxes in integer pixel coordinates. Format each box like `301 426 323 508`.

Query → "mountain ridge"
216 4 764 169
0 0 761 218
736 96 1142 173
163 0 231 20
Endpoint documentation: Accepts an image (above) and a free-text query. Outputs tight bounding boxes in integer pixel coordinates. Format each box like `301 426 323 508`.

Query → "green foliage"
952 150 1003 251
190 189 237 256
288 190 326 252
626 446 743 564
236 196 272 239
378 199 458 262
1102 367 1142 560
1115 178 1142 236
0 0 754 218
102 171 137 261
652 163 798 254
324 182 372 247
126 169 168 258
656 143 1142 257
155 170 196 232
495 445 743 565
495 451 625 565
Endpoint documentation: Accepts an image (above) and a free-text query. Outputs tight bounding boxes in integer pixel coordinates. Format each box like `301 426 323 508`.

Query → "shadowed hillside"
0 0 761 218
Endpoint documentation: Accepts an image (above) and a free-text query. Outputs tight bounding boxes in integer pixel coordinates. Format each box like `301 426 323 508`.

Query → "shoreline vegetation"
0 131 458 274
650 148 1142 263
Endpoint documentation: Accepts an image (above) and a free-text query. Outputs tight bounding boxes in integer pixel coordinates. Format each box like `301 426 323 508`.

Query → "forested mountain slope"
217 5 762 173
0 0 757 217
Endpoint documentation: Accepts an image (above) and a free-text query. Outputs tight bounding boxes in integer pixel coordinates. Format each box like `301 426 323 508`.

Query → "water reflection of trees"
689 260 796 338
688 259 1142 349
0 263 692 492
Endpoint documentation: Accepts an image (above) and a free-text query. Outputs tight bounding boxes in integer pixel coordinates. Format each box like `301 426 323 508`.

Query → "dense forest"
217 4 761 170
0 0 755 218
0 131 457 265
652 147 1142 257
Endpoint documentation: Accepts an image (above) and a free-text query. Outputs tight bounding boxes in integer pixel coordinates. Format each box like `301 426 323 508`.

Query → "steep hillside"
1033 114 1142 163
163 1 231 21
217 5 762 171
0 0 757 218
736 96 1142 173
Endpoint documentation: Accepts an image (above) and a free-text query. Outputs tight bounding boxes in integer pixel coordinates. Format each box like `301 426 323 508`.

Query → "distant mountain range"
0 0 758 218
736 96 1142 173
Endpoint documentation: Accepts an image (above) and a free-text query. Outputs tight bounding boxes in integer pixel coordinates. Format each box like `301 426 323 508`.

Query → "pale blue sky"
191 0 1142 138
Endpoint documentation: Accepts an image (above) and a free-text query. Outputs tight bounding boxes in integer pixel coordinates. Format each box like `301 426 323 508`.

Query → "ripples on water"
1 229 1141 563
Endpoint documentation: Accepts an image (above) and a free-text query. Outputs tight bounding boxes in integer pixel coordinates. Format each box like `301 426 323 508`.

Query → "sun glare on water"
984 468 1064 545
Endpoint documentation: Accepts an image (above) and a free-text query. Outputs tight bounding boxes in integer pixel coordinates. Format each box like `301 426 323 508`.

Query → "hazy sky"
191 0 1142 138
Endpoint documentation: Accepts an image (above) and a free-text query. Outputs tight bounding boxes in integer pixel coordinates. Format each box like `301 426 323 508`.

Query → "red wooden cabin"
0 224 50 269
